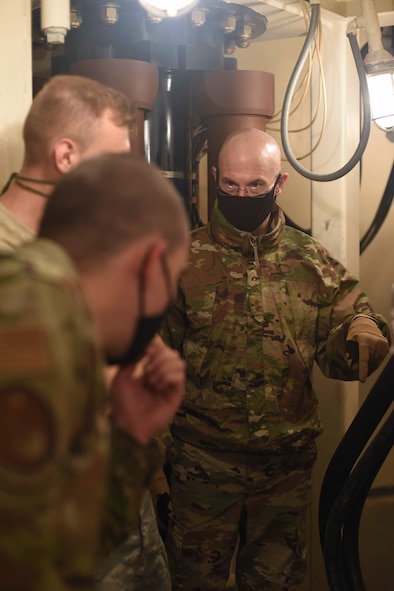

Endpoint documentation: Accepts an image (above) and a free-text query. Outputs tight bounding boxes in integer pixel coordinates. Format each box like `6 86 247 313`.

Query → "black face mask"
217 174 281 232
106 253 172 366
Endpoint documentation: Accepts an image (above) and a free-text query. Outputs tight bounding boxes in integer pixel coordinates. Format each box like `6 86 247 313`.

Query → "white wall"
0 1 32 189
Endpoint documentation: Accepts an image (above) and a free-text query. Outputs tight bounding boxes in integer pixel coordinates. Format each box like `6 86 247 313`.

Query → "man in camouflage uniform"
0 75 133 252
0 76 174 590
0 153 189 590
160 129 391 590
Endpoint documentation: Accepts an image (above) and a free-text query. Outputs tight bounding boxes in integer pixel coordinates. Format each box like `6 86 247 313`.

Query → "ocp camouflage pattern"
95 491 171 591
0 239 109 590
162 202 390 454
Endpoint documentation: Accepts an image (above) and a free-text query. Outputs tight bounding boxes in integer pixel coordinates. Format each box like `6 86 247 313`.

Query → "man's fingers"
357 344 369 382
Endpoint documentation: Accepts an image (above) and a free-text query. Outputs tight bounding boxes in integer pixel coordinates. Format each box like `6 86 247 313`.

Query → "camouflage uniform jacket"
0 201 161 560
0 201 35 252
162 202 390 453
0 239 110 590
0 173 35 251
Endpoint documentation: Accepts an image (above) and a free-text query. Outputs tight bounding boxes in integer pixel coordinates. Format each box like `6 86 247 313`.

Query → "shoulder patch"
0 388 53 471
0 327 51 374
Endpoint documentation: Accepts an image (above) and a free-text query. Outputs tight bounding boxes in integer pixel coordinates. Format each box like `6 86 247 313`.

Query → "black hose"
341 484 368 591
360 162 394 253
319 355 394 548
323 410 394 591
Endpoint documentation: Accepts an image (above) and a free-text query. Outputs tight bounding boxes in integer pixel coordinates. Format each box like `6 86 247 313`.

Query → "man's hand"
346 316 389 382
109 336 185 444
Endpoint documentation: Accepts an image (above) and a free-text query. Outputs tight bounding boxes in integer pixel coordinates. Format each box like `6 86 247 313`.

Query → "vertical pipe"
147 69 200 225
192 69 274 217
70 58 159 157
360 0 384 53
0 0 32 188
41 0 70 44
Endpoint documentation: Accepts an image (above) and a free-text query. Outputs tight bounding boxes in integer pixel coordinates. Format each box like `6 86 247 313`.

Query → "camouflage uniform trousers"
165 438 317 591
94 490 171 591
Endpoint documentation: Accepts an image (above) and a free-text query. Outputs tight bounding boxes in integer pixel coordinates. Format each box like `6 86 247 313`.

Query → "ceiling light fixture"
281 0 372 181
358 0 394 132
137 0 198 19
280 0 393 181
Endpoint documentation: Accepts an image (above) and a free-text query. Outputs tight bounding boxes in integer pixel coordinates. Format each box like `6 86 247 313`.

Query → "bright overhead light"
365 50 394 132
138 0 198 18
359 0 394 133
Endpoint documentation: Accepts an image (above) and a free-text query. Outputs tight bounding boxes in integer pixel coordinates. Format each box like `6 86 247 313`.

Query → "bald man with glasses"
155 128 390 591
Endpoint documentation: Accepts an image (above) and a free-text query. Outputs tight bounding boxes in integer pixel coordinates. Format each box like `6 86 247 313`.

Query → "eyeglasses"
217 172 281 197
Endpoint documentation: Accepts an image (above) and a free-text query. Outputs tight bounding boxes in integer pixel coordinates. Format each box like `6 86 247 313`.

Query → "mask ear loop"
273 173 282 197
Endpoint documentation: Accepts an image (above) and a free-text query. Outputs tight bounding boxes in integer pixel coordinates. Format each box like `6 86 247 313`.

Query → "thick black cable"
319 355 394 548
360 162 394 253
341 483 368 591
323 410 394 591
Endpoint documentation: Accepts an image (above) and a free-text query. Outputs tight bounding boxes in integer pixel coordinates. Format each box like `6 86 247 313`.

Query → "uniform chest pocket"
247 277 317 347
182 279 247 408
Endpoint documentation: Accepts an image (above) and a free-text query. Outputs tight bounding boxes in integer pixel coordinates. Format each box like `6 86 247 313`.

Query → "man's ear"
136 239 167 286
276 172 289 197
53 138 81 174
211 166 217 181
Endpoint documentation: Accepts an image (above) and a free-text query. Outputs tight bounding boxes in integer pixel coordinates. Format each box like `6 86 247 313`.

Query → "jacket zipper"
250 235 260 270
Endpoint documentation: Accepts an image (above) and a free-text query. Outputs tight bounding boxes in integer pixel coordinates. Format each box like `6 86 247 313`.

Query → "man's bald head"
218 129 282 177
213 128 288 234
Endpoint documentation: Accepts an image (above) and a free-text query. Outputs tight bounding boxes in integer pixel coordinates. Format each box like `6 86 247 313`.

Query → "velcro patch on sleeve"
0 388 54 471
0 327 51 374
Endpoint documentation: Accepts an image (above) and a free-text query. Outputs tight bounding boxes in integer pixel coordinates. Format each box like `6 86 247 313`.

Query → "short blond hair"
23 75 136 165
